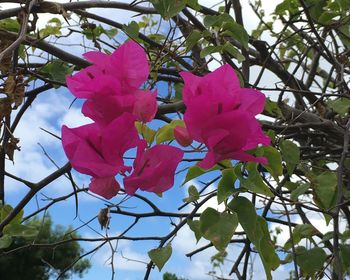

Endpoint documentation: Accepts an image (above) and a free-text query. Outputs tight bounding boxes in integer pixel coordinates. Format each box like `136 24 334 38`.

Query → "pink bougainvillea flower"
66 41 157 124
123 140 184 195
89 176 120 199
180 64 270 169
61 112 139 198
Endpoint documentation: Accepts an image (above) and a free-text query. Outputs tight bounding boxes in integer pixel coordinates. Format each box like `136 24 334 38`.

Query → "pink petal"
61 125 117 177
124 145 183 195
111 41 149 89
83 51 110 69
133 90 157 122
100 113 139 166
66 66 103 98
89 176 120 199
174 126 192 147
238 88 266 115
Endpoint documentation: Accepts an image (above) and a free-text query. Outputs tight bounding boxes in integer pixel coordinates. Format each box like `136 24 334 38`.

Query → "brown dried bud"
6 137 20 162
97 207 110 230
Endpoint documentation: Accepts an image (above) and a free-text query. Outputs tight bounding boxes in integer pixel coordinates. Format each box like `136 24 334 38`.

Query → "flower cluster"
174 64 270 169
62 41 184 199
61 41 270 199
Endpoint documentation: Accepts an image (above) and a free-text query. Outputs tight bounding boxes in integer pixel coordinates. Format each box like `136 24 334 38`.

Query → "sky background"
1 0 342 279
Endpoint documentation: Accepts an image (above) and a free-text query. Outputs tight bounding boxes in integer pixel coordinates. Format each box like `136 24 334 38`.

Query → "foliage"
0 215 90 280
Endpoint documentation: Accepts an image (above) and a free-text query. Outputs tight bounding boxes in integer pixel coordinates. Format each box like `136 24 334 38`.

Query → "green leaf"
295 247 326 275
338 24 350 49
39 17 62 37
3 224 39 238
187 219 202 242
174 83 183 101
0 18 20 32
327 98 350 116
228 197 279 280
284 224 318 250
234 163 274 197
222 21 249 50
123 21 139 39
0 235 12 249
183 160 232 185
150 0 187 20
187 0 201 10
148 244 172 271
340 244 350 273
185 30 202 52
258 146 283 181
264 98 283 118
183 185 200 203
103 28 118 39
199 208 238 251
280 139 300 175
217 168 236 204
0 204 23 225
312 171 337 210
156 120 185 144
290 183 309 201
0 204 13 222
135 122 156 144
223 42 245 62
40 60 74 86
200 45 224 58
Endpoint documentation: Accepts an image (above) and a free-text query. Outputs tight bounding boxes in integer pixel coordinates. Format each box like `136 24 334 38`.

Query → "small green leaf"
183 160 231 185
264 98 283 118
0 18 20 32
185 30 202 52
156 120 185 144
148 244 172 271
222 21 249 50
340 244 350 273
0 235 12 249
187 0 201 10
187 219 202 242
217 168 236 204
40 60 74 85
280 139 300 175
150 0 187 19
200 45 224 58
199 208 238 251
290 183 309 201
327 98 350 116
258 146 282 181
296 247 326 275
284 224 318 250
3 224 39 238
103 28 118 39
312 171 337 210
223 42 245 62
234 163 274 197
123 21 139 39
183 185 200 203
135 122 156 144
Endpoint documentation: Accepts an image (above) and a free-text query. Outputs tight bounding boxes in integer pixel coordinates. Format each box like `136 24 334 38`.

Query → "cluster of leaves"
0 211 90 279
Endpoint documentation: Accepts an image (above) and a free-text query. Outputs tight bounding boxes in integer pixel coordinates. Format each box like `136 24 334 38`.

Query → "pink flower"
61 112 139 198
66 41 157 124
178 64 270 169
123 140 184 195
